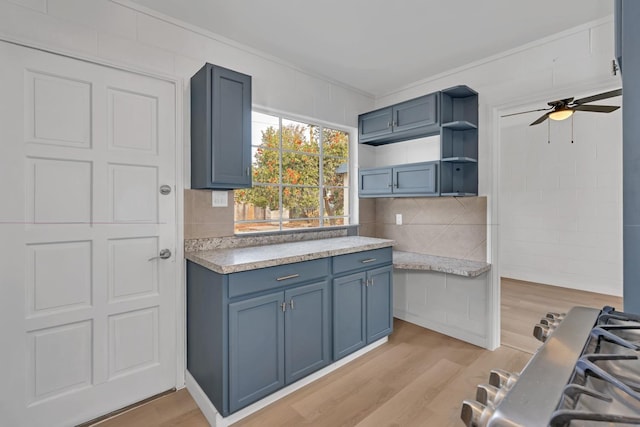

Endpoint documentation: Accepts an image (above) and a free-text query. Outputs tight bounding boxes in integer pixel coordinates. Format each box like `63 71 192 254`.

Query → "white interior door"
0 41 178 426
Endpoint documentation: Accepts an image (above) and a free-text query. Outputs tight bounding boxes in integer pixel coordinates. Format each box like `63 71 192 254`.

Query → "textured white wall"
500 105 622 296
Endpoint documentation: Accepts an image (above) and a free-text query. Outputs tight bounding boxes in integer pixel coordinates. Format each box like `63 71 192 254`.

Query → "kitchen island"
185 236 394 427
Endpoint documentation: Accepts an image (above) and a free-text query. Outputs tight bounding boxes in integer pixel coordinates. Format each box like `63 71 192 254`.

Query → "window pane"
252 112 280 149
324 217 348 226
282 119 318 153
282 152 319 185
323 157 348 187
282 186 319 220
234 185 280 221
322 128 349 157
235 221 280 234
251 146 280 184
282 219 321 230
322 187 348 218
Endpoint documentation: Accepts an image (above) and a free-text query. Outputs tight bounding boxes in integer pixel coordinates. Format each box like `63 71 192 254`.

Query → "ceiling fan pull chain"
548 120 551 144
571 114 574 144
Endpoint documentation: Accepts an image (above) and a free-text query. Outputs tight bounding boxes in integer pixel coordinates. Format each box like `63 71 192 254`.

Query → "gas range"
461 306 640 426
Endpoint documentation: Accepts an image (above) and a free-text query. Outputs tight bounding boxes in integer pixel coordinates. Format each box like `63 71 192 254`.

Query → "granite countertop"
392 250 491 277
186 236 395 274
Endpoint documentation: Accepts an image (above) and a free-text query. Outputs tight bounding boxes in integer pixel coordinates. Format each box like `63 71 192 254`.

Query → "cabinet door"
333 272 366 359
284 281 330 384
211 66 252 188
393 93 438 133
358 107 393 143
359 167 392 197
229 293 284 413
393 162 437 195
366 266 393 343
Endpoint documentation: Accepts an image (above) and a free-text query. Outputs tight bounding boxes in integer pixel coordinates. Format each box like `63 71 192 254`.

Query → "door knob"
149 249 171 261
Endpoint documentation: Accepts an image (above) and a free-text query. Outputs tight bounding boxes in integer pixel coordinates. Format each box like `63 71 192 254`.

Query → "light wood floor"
93 319 530 427
500 277 623 354
95 279 622 426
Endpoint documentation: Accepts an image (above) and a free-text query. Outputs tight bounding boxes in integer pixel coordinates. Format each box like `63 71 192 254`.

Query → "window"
234 111 350 234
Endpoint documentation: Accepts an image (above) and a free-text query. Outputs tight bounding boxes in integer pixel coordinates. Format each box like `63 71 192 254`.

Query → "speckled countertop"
393 251 491 277
186 236 395 274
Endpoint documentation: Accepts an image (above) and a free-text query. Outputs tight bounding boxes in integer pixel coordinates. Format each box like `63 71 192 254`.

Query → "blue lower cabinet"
332 251 393 360
187 249 392 416
228 280 331 413
229 293 285 413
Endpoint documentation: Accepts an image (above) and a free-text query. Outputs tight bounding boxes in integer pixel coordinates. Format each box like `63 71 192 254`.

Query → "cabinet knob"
289 299 295 310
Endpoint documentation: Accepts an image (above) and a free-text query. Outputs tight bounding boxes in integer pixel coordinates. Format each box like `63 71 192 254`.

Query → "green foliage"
235 123 348 222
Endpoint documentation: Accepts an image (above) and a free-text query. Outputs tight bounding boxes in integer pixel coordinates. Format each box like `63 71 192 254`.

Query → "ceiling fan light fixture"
548 108 574 121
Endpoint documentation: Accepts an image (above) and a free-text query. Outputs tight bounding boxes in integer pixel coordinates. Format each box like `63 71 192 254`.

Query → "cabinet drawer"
229 258 330 298
332 247 392 276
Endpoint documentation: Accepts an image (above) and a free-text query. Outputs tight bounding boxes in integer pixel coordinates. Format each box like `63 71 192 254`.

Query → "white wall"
365 16 622 296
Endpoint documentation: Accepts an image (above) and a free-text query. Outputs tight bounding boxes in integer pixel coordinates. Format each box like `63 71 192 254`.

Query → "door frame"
0 34 186 389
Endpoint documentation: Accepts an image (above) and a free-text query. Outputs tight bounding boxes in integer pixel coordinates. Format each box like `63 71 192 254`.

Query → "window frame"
234 108 357 234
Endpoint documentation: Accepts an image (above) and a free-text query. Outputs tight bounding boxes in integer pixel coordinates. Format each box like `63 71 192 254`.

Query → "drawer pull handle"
276 273 300 281
361 258 377 264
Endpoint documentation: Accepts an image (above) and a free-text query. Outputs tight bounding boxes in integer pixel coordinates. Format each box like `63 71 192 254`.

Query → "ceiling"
130 0 613 97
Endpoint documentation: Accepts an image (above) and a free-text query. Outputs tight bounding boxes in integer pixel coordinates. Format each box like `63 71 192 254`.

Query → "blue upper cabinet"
191 63 252 189
359 107 393 142
359 93 439 145
359 161 438 198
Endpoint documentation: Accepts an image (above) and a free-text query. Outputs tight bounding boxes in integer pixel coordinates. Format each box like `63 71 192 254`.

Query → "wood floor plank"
354 358 463 427
500 277 622 353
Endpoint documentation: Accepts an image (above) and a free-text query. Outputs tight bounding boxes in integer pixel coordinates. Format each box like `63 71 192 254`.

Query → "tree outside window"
234 112 350 233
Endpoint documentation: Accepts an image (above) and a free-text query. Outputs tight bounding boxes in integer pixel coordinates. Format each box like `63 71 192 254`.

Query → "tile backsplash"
184 189 234 239
359 196 487 261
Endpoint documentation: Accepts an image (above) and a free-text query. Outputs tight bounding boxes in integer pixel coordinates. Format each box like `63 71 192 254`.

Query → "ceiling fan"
503 88 622 126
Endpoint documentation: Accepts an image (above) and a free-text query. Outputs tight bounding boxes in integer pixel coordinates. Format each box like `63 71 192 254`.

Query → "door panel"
285 281 330 383
333 272 366 359
367 266 393 343
0 41 177 427
228 293 285 413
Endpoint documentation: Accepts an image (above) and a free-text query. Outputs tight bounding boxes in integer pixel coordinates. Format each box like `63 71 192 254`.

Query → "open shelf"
439 85 478 196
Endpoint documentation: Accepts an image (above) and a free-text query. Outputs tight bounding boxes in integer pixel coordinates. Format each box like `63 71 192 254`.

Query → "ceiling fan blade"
573 88 622 105
530 112 550 126
573 105 620 113
501 107 551 118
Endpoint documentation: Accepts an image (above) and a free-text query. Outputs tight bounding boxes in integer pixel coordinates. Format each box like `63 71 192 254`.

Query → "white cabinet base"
393 269 490 348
